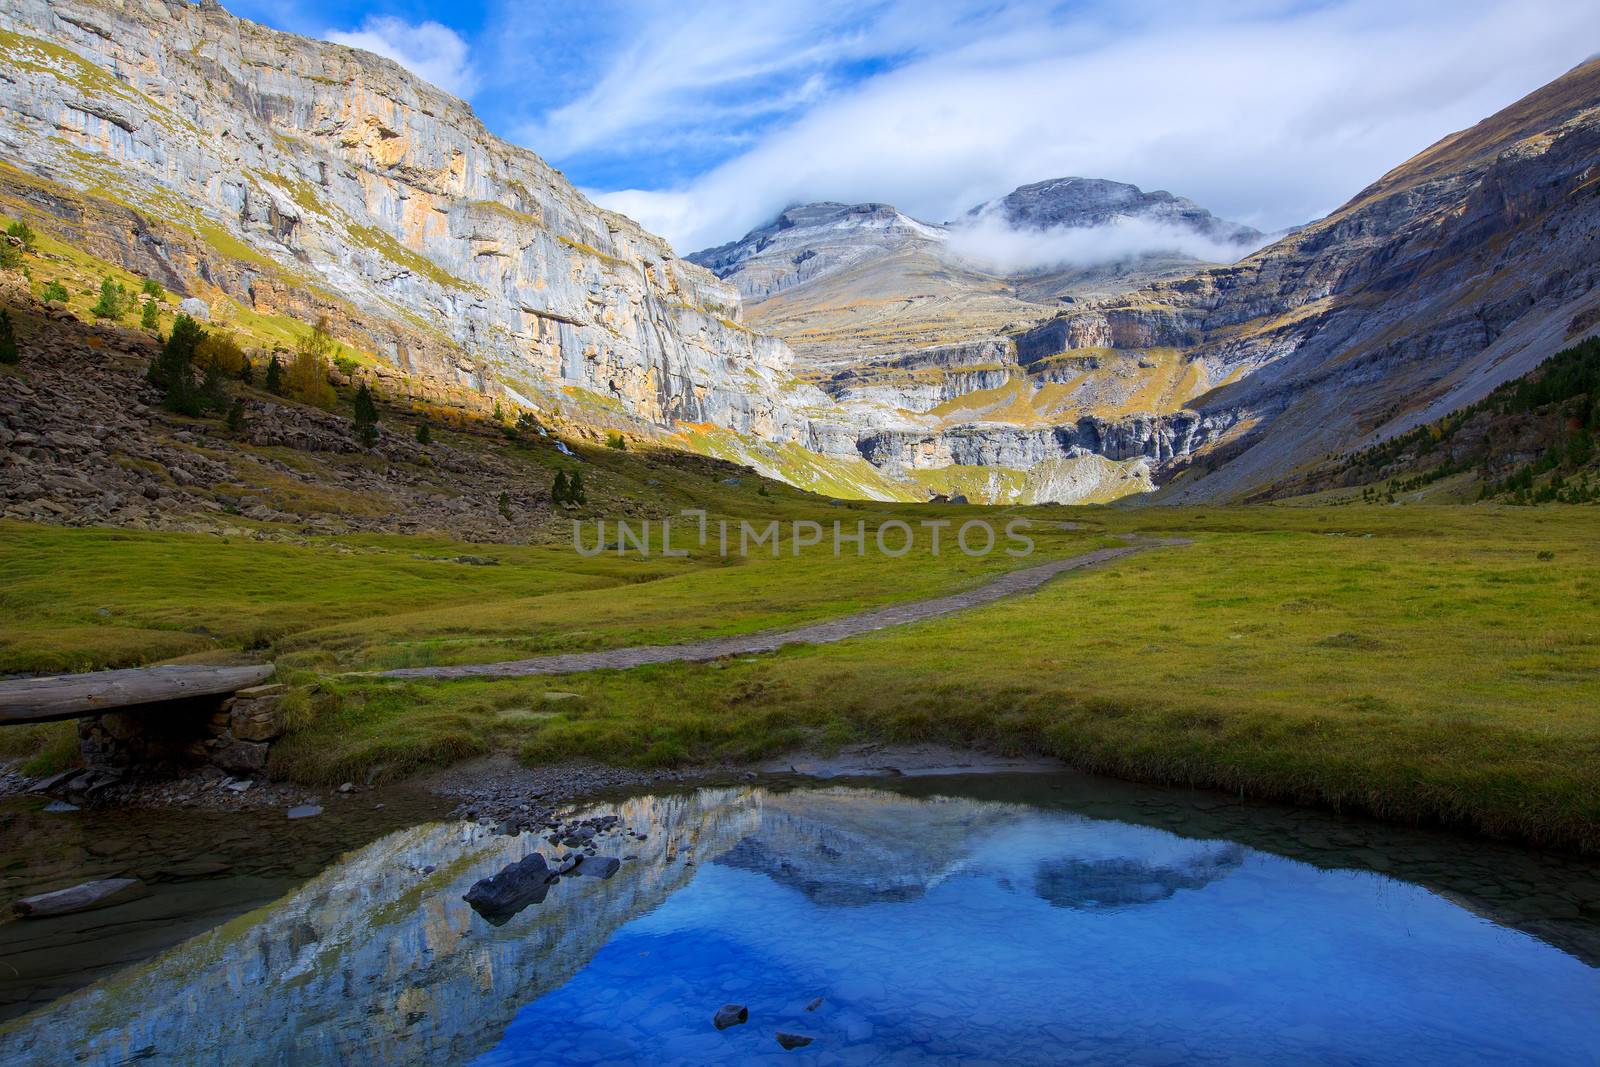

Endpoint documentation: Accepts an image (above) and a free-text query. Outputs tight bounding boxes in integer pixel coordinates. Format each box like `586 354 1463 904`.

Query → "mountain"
969 176 1261 242
687 179 1260 369
3 0 1598 508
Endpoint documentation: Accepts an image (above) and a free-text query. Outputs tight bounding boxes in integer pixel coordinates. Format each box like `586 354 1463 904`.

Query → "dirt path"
377 538 1182 681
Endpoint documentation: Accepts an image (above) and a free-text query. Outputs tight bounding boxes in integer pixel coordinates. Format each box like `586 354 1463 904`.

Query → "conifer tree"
568 470 586 506
352 381 380 446
552 469 569 505
265 353 285 395
415 421 431 445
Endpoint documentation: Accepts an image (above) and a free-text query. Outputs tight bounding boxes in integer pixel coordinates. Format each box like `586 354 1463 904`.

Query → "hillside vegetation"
1266 337 1600 504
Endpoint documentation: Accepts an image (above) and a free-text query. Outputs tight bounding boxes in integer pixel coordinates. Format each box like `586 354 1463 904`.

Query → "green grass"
268 505 1600 852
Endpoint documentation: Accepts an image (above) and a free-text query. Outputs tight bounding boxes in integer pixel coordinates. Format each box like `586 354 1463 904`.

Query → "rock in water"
571 855 620 879
285 805 322 820
776 1032 814 1050
14 878 144 918
713 1004 748 1030
805 996 824 1012
464 853 553 926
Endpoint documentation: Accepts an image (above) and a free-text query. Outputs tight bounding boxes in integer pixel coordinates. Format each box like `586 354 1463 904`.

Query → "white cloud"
510 0 990 158
325 16 480 99
944 212 1272 274
581 0 1600 254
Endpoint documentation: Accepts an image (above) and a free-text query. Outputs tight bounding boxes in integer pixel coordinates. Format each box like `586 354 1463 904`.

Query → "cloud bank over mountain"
942 212 1272 275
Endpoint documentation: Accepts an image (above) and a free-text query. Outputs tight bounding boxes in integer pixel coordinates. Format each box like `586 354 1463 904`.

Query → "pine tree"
352 381 380 446
92 276 129 319
41 280 68 303
497 490 513 520
415 421 431 445
568 470 586 506
239 355 254 385
264 354 285 395
552 470 569 505
0 308 18 365
200 357 229 412
140 297 160 330
225 399 246 432
147 314 207 415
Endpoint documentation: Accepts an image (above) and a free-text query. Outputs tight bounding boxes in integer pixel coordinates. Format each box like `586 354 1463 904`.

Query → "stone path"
378 538 1180 681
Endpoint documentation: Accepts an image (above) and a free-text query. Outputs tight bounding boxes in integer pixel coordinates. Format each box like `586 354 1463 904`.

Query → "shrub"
288 317 337 408
91 276 130 319
497 490 513 520
415 422 431 445
197 331 247 375
352 381 380 446
606 431 626 450
140 278 164 300
5 221 35 252
0 308 18 365
225 399 246 432
147 314 207 415
333 354 360 377
238 355 254 385
40 279 68 303
493 400 505 423
0 242 19 271
515 411 541 436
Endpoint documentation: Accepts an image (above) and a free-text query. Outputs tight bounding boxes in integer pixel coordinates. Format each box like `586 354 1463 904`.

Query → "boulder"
713 1005 748 1030
213 739 269 775
464 853 554 926
776 1032 814 1050
178 297 210 321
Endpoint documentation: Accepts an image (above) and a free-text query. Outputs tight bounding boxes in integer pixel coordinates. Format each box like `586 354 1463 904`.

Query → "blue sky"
226 0 1600 252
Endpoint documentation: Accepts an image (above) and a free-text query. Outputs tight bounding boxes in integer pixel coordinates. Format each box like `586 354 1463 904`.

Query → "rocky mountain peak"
971 176 1262 243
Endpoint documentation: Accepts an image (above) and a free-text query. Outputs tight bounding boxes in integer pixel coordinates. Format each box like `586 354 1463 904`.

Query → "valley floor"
3 505 1598 852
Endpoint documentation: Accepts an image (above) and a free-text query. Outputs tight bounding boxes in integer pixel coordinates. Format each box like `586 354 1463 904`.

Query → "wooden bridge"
0 664 275 724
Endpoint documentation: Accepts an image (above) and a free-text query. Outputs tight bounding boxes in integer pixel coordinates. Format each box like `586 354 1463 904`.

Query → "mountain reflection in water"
1 783 1597 1066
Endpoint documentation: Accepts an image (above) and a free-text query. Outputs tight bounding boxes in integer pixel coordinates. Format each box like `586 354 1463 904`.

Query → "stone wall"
77 684 287 777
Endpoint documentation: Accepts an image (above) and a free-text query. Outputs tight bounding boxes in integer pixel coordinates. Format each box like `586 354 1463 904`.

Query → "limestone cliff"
0 0 821 443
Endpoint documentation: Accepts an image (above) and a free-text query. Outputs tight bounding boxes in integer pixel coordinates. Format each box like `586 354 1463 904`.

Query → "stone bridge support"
77 684 288 776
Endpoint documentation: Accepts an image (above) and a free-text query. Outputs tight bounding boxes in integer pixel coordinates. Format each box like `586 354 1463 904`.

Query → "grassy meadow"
3 503 1599 850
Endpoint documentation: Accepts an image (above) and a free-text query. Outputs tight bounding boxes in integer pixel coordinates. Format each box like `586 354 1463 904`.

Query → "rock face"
0 0 820 443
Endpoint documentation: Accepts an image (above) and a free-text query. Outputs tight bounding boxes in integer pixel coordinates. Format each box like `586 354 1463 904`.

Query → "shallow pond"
1 772 1598 1065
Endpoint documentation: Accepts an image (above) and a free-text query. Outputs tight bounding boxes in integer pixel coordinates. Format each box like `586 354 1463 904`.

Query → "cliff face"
0 0 819 441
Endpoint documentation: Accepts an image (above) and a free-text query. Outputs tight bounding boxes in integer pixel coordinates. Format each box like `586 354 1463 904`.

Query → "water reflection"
1 781 1597 1066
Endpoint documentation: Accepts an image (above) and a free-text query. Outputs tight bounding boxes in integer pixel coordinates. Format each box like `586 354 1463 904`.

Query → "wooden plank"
0 664 275 724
